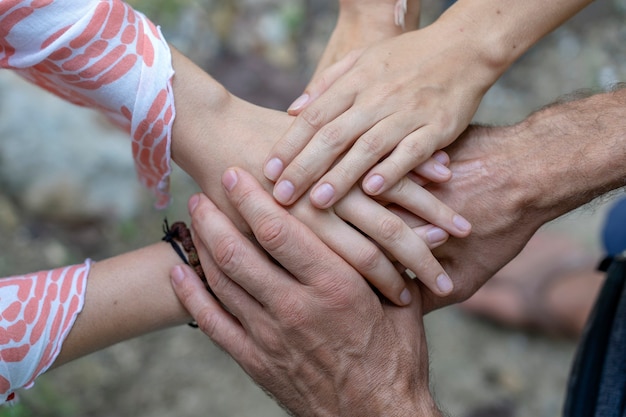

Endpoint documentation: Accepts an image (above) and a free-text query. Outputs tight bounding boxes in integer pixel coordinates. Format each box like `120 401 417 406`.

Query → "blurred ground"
2 1 626 416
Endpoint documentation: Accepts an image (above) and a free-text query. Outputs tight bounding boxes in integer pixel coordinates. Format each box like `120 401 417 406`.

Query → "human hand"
410 125 550 313
170 169 442 417
169 50 466 303
263 18 501 210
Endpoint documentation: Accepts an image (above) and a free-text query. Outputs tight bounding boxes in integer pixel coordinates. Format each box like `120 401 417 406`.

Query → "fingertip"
363 174 385 195
273 179 295 205
432 150 450 166
264 158 283 182
436 274 454 295
222 168 239 192
310 182 335 208
433 162 452 178
425 227 448 246
188 194 200 215
287 93 310 114
171 264 187 286
399 287 412 305
452 215 472 236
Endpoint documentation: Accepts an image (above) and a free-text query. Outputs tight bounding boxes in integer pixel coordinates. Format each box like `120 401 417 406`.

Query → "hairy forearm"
511 87 626 221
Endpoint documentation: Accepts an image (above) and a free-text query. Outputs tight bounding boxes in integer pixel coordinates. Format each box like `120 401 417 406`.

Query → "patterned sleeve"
0 0 176 208
0 0 177 405
0 262 91 403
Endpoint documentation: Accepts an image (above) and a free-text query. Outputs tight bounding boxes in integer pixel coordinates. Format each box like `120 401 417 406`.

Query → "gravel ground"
2 1 626 416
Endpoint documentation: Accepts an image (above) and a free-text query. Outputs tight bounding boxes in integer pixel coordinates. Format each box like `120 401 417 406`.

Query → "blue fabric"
602 197 626 256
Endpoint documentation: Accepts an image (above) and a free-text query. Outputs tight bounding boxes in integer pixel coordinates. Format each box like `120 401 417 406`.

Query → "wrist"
169 46 232 176
510 91 626 220
436 0 593 80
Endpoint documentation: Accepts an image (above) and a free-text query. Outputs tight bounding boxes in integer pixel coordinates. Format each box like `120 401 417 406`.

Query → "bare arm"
53 242 191 367
419 87 626 312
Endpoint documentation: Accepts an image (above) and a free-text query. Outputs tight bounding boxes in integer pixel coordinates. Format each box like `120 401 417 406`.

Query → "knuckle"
353 243 384 273
213 235 244 272
288 157 316 180
300 106 325 130
388 176 411 196
231 184 258 212
254 212 290 253
195 307 220 337
402 138 429 161
318 124 345 151
376 215 405 243
358 133 386 156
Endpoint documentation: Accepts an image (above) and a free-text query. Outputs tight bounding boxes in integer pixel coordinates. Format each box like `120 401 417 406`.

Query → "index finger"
222 167 361 287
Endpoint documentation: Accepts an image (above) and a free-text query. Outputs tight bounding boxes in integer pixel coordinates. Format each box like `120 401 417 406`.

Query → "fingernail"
399 288 412 305
453 215 472 233
222 168 238 192
364 174 384 194
274 180 294 204
434 163 451 176
426 227 448 244
436 274 453 294
311 183 335 207
188 194 200 214
171 265 186 285
288 93 310 112
264 158 283 181
433 151 449 165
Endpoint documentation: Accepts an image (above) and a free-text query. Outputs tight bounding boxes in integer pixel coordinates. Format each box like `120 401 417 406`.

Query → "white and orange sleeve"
0 263 90 403
0 0 176 208
0 0 177 404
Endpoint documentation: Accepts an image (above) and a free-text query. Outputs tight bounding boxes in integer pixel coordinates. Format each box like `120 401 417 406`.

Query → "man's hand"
417 125 546 312
170 168 442 417
169 49 462 304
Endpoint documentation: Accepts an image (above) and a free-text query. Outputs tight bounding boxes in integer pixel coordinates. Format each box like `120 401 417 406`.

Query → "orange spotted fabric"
0 0 176 404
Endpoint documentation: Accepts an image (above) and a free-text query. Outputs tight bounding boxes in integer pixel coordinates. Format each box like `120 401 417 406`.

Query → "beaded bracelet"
162 219 215 327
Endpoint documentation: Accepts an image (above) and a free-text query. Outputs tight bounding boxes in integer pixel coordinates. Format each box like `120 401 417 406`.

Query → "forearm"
511 88 626 221
54 242 190 367
313 0 420 77
433 0 593 84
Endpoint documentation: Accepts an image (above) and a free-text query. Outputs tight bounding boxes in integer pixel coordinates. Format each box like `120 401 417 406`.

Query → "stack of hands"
2 0 619 412
167 0 606 415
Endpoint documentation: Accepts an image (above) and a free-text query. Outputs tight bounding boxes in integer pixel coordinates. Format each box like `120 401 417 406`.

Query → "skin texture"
264 0 594 212
171 87 626 417
171 171 442 417
420 88 626 312
50 2 442 368
168 48 469 304
311 0 421 81
54 242 191 367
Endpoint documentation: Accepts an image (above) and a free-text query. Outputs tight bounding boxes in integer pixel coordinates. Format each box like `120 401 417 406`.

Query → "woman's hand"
263 0 593 209
168 49 465 303
263 22 496 210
